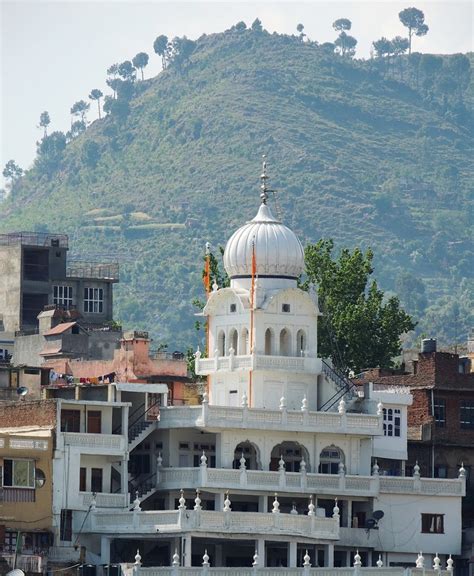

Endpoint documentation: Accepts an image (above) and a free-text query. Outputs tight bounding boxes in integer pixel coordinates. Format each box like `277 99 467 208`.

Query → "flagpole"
203 242 211 398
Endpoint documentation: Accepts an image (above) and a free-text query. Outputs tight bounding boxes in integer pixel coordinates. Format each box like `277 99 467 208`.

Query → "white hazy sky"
1 0 473 183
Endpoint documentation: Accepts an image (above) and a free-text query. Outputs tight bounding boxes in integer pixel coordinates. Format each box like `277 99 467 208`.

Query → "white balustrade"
196 353 322 375
62 432 125 452
82 491 129 508
159 404 382 435
136 567 449 575
156 466 464 498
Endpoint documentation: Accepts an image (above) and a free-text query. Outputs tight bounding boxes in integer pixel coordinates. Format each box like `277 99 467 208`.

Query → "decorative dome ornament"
223 158 305 281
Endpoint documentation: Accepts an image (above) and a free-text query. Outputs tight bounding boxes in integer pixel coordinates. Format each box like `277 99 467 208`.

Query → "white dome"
223 203 305 279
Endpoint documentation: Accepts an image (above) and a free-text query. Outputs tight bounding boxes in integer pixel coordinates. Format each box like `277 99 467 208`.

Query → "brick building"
358 345 474 525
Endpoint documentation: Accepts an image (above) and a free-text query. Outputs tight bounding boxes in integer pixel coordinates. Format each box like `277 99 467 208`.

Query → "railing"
82 491 129 508
0 231 68 248
154 467 464 498
159 404 382 435
48 546 82 563
86 509 338 539
134 569 449 576
67 261 119 281
62 432 125 451
2 553 46 572
320 361 357 412
196 354 321 375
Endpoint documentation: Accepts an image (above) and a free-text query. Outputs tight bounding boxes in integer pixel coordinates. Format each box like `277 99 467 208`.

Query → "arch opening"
233 441 261 470
265 328 274 356
318 445 345 474
229 328 238 354
269 441 310 472
217 330 226 357
279 328 291 356
296 329 307 357
240 328 249 355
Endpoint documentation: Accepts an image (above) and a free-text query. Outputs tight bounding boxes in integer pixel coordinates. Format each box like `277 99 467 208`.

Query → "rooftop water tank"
421 338 437 354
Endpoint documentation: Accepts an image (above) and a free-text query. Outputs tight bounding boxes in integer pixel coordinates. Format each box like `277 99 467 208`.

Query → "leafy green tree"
70 100 90 123
333 18 352 32
168 37 196 71
419 54 442 93
320 42 336 54
82 140 101 168
67 120 86 140
251 18 263 32
35 131 66 176
39 111 51 137
303 239 415 373
118 60 136 81
153 34 169 69
399 7 429 55
132 52 149 80
107 63 119 78
447 54 471 98
116 79 135 101
89 89 103 119
106 78 121 98
391 36 409 56
2 160 23 184
234 21 247 32
334 31 357 57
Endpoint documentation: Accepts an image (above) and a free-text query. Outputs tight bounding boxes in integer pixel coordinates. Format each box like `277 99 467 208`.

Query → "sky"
1 0 473 186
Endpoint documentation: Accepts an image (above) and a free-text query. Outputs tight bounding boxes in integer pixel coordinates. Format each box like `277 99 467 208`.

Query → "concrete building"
0 231 118 334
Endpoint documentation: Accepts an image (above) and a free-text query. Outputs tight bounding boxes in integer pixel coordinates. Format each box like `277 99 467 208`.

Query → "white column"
183 534 192 567
288 541 297 568
101 536 111 564
256 538 265 567
215 492 225 510
258 495 267 512
121 457 128 494
325 543 334 568
347 500 353 527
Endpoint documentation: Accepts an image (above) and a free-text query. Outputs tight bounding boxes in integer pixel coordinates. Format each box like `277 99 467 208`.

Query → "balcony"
66 261 119 281
159 404 382 436
196 353 321 375
84 508 339 540
81 491 129 509
133 569 447 576
0 231 68 248
152 466 464 498
3 554 46 572
60 432 126 454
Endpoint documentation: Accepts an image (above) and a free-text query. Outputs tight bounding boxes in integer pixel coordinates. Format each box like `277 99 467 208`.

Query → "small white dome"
223 203 305 279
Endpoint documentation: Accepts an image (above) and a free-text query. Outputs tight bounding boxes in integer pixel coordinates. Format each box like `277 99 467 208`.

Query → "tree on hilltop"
35 131 66 176
39 111 51 137
399 7 428 55
3 160 23 185
333 18 352 32
303 239 415 373
89 89 103 119
118 60 136 81
70 100 90 124
234 21 247 32
296 23 306 41
373 37 392 59
335 31 357 57
251 18 263 32
153 35 169 69
132 52 149 80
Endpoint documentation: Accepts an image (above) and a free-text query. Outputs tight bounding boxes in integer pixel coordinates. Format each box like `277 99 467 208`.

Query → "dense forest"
1 17 473 352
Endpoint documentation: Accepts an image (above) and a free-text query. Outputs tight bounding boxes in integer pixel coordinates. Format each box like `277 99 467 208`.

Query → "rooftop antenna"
260 155 283 220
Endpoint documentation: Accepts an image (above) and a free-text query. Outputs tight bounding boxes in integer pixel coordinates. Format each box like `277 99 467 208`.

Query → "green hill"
1 28 473 351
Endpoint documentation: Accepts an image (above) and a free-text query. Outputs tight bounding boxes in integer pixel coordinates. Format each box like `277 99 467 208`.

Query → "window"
434 466 447 479
84 287 103 314
230 303 236 313
319 447 344 475
421 513 444 534
61 410 80 432
383 408 401 437
282 303 291 313
91 468 103 493
79 468 86 491
460 401 474 429
53 285 73 307
434 399 446 428
3 459 35 488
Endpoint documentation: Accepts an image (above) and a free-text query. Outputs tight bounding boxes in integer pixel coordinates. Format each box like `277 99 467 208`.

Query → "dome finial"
260 154 269 205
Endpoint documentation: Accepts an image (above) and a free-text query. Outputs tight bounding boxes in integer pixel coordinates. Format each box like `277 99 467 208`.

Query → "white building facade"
51 175 465 573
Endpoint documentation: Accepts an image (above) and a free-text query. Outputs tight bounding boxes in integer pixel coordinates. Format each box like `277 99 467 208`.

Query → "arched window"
265 328 274 355
279 328 291 356
217 331 226 357
233 441 260 470
296 329 307 356
269 441 310 472
319 445 344 474
240 328 249 355
229 328 238 354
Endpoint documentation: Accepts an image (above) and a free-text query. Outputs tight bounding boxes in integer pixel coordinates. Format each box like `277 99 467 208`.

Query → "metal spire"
260 154 269 204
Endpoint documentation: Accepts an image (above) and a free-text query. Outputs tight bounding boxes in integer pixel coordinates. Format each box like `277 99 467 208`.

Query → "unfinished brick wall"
0 399 57 428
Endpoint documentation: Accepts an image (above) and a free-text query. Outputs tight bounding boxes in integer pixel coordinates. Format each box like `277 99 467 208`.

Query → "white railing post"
372 460 380 496
202 392 209 426
172 549 180 576
413 461 421 492
279 396 287 426
239 453 247 487
229 346 235 370
278 456 286 488
178 489 186 529
338 462 346 491
195 348 201 374
223 491 231 529
300 458 307 490
202 549 210 576
303 550 311 576
200 451 208 485
133 550 141 576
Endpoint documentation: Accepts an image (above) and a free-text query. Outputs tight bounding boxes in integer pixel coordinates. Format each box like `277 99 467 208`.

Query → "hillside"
1 28 473 351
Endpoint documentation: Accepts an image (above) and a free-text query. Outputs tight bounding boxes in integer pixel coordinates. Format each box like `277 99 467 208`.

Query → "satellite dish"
366 518 377 529
7 570 26 576
373 510 385 521
17 386 29 396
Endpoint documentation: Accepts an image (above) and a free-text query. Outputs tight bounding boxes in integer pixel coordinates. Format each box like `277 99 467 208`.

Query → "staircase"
128 418 157 451
320 359 357 412
129 471 159 505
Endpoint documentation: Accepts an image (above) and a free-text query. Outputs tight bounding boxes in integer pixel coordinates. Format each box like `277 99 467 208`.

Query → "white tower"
197 160 322 409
